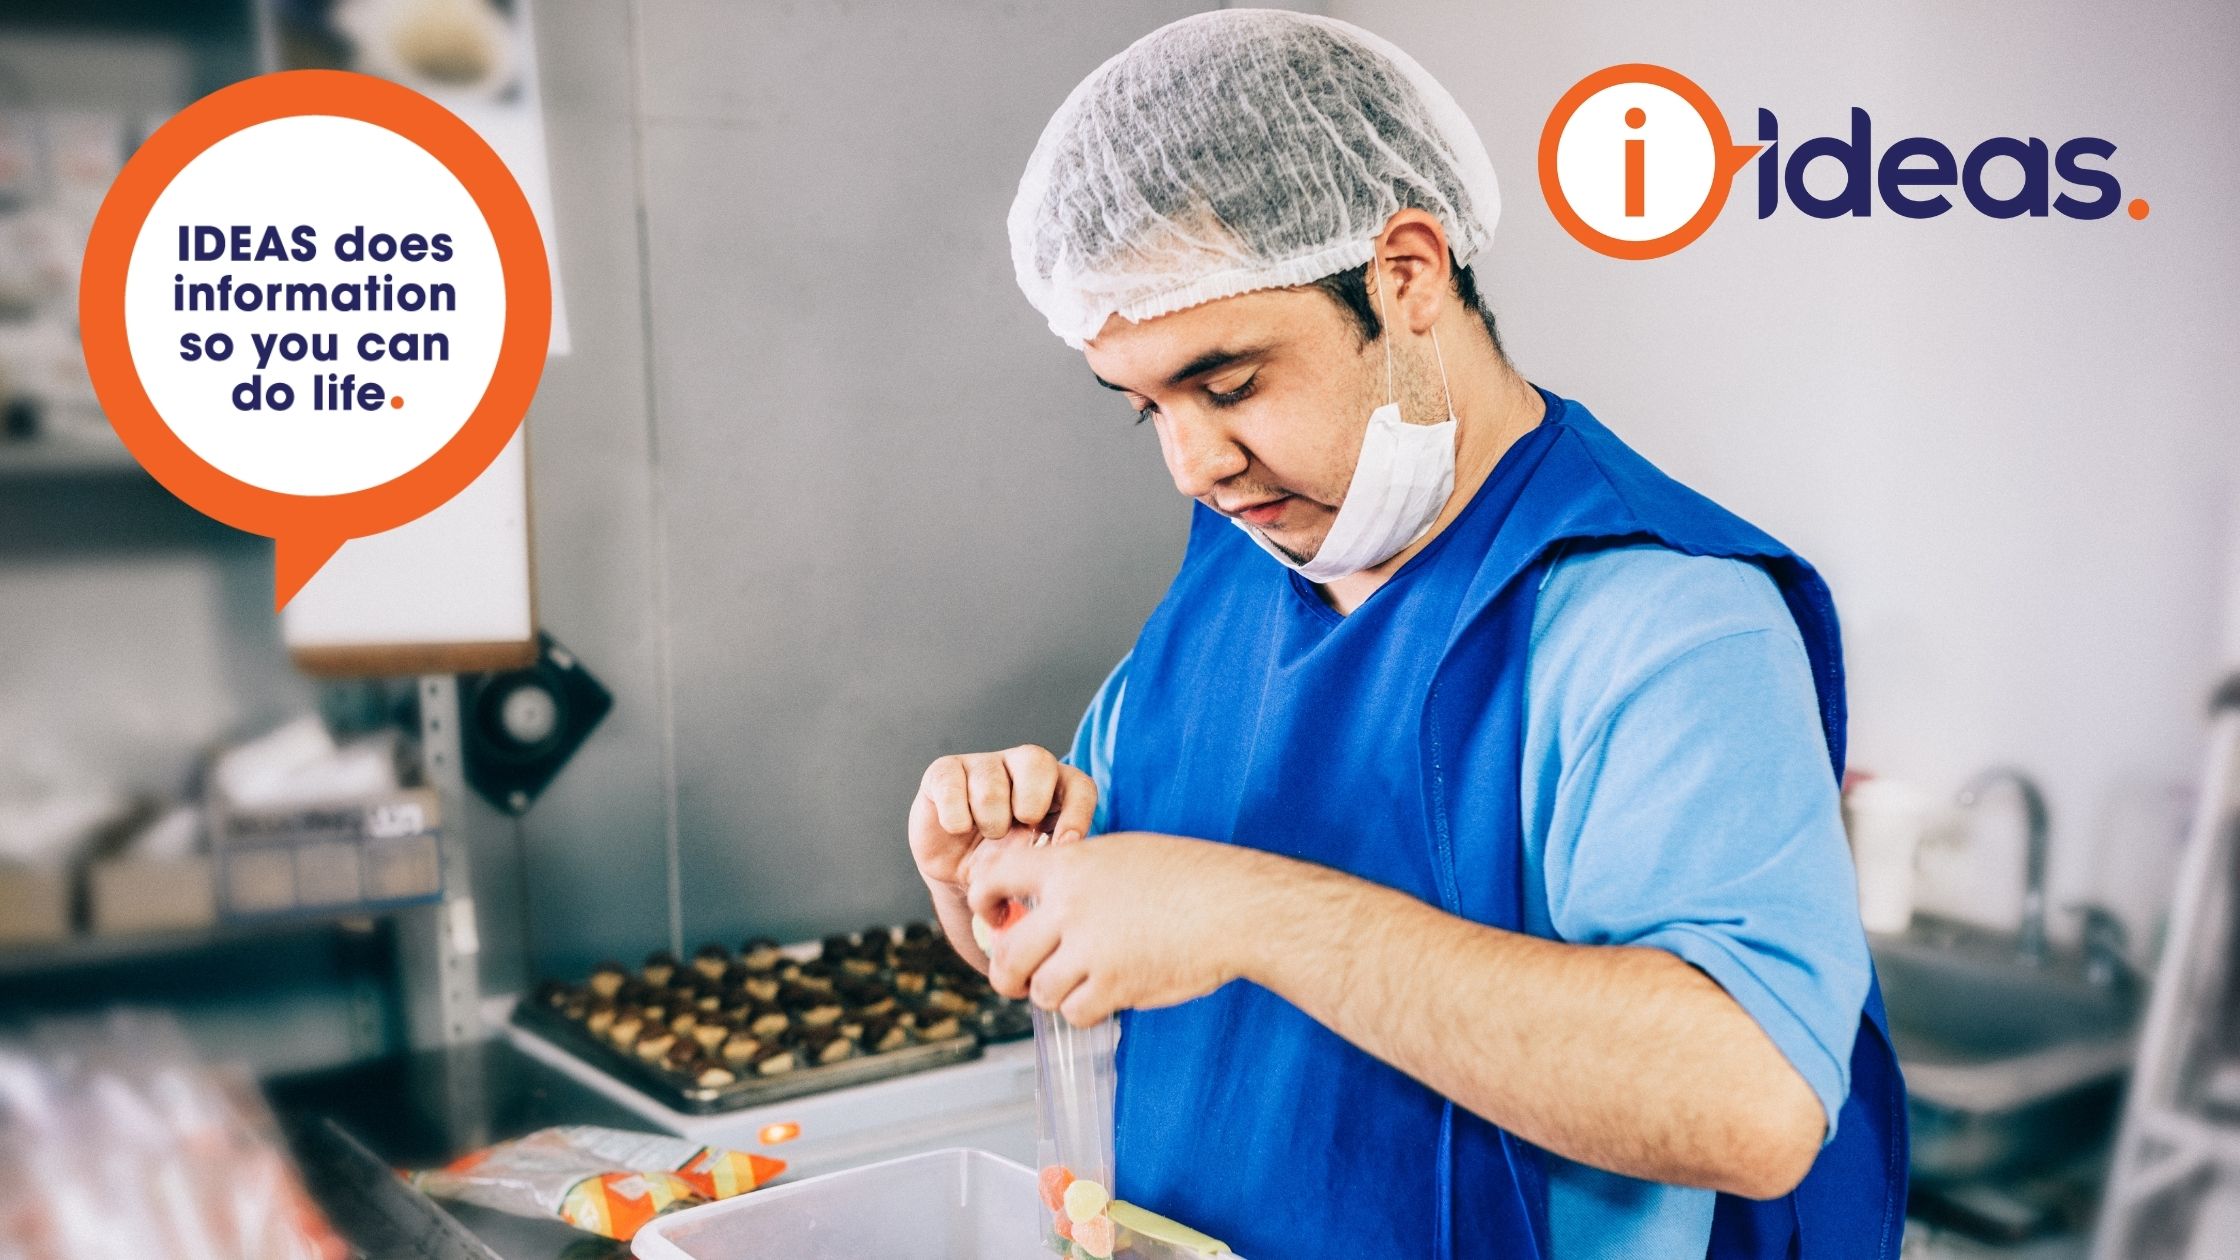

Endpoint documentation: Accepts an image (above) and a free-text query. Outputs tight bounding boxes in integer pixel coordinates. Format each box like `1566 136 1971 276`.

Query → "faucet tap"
1956 766 2051 965
2071 903 2135 992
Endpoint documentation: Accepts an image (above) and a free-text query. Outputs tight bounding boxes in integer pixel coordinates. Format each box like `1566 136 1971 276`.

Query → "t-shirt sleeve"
1529 545 1869 1142
1063 653 1130 836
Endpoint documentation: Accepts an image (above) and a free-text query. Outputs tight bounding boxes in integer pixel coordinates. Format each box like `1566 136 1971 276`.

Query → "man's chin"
1252 526 1324 567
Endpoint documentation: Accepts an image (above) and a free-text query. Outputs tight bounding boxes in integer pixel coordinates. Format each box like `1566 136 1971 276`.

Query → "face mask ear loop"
1372 253 1454 423
1370 255 1397 408
1429 325 1455 423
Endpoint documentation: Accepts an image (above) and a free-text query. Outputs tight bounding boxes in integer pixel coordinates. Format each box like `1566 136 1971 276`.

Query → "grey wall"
499 0 678 982
515 0 1201 975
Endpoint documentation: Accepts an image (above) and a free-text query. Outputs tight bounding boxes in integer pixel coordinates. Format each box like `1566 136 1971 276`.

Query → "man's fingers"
1058 978 1111 1028
917 757 974 837
1048 766 1097 843
963 753 1014 839
965 841 1047 919
1030 945 1091 1015
1003 746 1061 832
986 908 1061 1000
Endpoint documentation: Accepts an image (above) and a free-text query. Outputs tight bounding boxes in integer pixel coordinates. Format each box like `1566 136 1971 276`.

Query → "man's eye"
1206 375 1258 407
1132 401 1157 426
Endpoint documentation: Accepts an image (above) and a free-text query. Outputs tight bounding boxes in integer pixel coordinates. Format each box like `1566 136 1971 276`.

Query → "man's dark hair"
1308 256 1504 357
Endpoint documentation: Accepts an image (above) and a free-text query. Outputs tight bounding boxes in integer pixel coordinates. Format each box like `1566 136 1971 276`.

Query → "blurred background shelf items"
0 712 441 957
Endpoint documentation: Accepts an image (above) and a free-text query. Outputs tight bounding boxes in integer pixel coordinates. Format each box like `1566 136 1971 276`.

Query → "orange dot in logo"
389 395 405 408
1624 106 1645 128
2127 198 2150 220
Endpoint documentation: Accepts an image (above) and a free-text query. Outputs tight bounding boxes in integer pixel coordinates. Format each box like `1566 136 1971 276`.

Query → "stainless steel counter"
271 1039 649 1260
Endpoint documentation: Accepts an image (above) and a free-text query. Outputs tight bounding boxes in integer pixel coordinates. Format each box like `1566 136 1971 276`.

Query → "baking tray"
511 997 982 1115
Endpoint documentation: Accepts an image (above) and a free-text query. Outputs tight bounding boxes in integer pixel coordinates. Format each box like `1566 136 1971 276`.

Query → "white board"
281 429 536 675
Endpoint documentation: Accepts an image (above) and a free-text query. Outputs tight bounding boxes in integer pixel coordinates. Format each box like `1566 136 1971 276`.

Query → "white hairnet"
1008 9 1501 349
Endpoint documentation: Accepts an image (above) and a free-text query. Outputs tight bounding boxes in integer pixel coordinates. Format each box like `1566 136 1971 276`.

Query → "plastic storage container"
632 1147 1043 1260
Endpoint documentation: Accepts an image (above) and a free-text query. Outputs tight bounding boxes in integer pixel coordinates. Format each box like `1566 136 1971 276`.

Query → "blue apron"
1104 386 1907 1258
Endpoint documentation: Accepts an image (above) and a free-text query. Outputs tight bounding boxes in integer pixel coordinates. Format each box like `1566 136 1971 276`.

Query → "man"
906 12 1905 1259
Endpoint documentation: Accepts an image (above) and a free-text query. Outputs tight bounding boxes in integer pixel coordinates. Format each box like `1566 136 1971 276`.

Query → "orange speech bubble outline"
1538 64 1764 261
79 70 551 609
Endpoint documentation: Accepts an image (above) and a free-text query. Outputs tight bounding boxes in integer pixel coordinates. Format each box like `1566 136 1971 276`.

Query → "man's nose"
1162 413 1247 500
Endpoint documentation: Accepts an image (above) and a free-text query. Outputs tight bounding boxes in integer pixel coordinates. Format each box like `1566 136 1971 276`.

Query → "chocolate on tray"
797 1029 856 1066
587 961 627 1000
607 1011 644 1049
745 1003 790 1038
739 937 784 971
539 920 1023 1095
691 1019 729 1052
691 943 731 982
691 1060 738 1089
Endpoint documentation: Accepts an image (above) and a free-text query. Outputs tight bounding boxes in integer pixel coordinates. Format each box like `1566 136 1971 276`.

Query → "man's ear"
1375 209 1454 336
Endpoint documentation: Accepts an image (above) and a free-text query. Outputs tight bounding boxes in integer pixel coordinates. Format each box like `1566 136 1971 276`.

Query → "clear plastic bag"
980 831 1236 1259
1032 1004 1119 1257
0 1012 348 1260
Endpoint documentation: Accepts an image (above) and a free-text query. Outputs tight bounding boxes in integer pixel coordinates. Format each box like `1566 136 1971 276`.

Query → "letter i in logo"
1625 106 1646 217
1540 64 1763 259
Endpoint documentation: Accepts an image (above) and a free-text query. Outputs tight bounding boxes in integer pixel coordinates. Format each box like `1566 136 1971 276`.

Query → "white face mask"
1231 259 1457 582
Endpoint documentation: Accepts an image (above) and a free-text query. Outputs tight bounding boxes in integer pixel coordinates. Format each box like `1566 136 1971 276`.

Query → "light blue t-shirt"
1065 541 1871 1260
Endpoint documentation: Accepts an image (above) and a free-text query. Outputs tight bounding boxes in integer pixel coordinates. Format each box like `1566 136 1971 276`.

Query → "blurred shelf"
0 431 146 479
0 912 395 980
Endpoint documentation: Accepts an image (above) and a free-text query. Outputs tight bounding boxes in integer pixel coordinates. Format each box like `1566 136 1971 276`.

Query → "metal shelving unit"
2092 676 2240 1259
0 914 391 980
0 432 146 478
0 682 483 1072
0 4 492 1070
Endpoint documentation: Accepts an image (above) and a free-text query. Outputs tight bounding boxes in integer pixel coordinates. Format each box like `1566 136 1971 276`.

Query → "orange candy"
1038 1163 1075 1212
1072 1213 1116 1259
1053 1207 1075 1240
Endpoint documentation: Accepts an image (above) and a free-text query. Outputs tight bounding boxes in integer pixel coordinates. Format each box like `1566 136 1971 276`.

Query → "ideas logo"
1538 63 2147 260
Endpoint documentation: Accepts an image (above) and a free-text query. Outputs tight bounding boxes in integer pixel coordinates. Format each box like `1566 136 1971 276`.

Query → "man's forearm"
1231 851 1825 1199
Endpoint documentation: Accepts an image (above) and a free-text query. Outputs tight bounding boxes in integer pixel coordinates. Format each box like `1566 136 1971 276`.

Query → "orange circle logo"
79 70 551 607
1539 64 1763 260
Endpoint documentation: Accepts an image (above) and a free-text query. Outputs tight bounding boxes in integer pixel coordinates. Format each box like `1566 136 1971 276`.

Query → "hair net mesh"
1008 9 1501 348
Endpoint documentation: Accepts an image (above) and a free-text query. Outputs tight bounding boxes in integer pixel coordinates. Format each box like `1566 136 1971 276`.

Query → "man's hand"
907 745 1097 892
908 745 1097 973
965 831 1269 1026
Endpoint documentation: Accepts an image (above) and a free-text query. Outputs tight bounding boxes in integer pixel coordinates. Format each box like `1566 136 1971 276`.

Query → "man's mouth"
1224 495 1292 527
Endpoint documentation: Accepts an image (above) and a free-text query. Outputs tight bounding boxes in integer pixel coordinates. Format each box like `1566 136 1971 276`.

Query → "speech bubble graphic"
79 70 550 609
1539 64 1763 260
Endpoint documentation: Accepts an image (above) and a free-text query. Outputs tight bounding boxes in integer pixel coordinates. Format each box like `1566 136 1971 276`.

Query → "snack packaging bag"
410 1124 785 1241
1033 1002 1120 1257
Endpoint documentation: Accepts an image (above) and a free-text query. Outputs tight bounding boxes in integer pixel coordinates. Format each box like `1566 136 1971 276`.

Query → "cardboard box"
0 865 71 944
363 832 441 901
293 841 363 907
221 847 296 915
212 787 443 918
88 855 218 936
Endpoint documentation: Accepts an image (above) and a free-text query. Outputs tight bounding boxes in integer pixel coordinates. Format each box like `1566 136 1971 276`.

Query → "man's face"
1084 287 1383 564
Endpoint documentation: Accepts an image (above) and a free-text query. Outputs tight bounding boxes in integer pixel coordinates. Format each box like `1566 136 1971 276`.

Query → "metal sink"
1873 917 2141 1183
